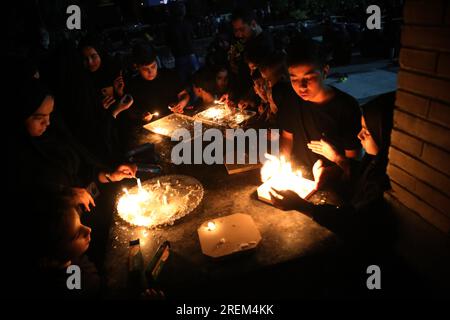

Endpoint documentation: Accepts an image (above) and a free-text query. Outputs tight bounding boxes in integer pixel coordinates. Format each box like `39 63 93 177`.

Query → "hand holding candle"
109 164 138 182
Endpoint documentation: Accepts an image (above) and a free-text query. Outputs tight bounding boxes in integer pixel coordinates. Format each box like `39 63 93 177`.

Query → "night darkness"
4 0 450 310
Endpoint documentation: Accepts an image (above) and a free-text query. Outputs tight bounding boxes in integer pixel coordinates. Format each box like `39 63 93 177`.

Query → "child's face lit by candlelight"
81 47 102 73
25 95 54 137
288 64 329 102
138 61 158 81
59 208 91 262
216 70 229 93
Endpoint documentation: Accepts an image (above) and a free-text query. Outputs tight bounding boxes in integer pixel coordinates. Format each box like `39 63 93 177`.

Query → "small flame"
207 221 216 231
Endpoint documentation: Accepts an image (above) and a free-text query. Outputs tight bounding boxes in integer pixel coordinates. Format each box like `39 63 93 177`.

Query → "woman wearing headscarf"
10 79 137 268
270 92 396 245
53 39 131 167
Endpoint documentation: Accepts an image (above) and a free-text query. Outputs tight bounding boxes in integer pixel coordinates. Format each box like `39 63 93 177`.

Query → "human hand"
110 164 138 182
307 139 339 163
102 95 116 109
312 159 326 190
112 95 133 118
113 71 125 97
269 188 312 212
69 187 96 212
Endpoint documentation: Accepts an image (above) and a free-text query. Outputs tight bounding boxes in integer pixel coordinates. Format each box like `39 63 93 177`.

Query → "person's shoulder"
330 86 359 108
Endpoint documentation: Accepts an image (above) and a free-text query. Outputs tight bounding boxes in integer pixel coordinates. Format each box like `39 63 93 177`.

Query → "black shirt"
278 86 361 169
123 69 182 124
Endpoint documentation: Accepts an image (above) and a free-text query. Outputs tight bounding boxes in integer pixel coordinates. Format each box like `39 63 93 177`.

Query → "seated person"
121 43 185 127
79 35 126 109
258 50 294 117
251 69 277 128
14 79 137 198
279 38 361 182
213 65 231 97
29 193 101 299
55 43 131 165
170 67 222 114
12 79 137 267
228 7 274 110
271 92 396 247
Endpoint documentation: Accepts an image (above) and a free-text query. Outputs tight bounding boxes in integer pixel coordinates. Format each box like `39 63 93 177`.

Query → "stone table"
104 128 344 299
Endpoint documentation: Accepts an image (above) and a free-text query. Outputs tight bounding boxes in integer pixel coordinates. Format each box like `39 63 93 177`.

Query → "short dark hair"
286 38 327 69
192 67 216 94
231 7 256 25
132 43 157 66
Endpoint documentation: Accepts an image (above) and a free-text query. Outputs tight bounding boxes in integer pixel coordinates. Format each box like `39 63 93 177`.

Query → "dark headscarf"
16 78 52 122
361 91 395 172
352 91 395 208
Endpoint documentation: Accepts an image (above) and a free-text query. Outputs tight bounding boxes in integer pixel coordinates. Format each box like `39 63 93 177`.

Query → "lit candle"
162 194 168 206
123 188 129 195
207 221 216 231
137 178 142 190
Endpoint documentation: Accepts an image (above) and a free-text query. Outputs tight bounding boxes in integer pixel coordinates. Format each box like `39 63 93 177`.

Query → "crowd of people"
8 5 396 299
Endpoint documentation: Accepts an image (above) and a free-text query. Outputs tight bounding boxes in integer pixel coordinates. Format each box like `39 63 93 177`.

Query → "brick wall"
387 0 450 233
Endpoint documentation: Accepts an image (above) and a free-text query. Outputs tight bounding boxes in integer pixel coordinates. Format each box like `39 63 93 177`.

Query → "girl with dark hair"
54 41 130 165
29 194 101 299
79 35 126 105
11 79 137 269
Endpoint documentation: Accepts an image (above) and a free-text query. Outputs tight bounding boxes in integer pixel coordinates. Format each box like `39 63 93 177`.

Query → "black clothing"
118 70 182 147
52 48 121 165
278 86 361 169
308 92 396 245
89 57 121 94
37 255 102 299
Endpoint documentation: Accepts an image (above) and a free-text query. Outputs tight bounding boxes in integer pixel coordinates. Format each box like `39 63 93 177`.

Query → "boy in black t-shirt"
279 39 361 186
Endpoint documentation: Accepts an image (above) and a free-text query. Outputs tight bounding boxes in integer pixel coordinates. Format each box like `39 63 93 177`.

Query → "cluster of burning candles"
116 154 314 229
196 100 249 126
257 154 316 203
117 178 177 227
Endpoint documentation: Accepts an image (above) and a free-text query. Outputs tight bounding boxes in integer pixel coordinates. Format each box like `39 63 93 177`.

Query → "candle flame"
258 154 316 202
207 221 216 231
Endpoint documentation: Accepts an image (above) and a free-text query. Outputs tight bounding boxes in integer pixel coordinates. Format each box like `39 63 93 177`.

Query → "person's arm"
308 139 352 181
170 89 191 113
98 164 137 183
269 188 356 234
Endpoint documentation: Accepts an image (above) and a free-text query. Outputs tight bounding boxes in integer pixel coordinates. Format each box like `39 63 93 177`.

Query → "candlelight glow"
194 102 256 128
257 154 316 203
201 106 231 120
207 221 216 231
116 175 204 228
152 127 169 135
